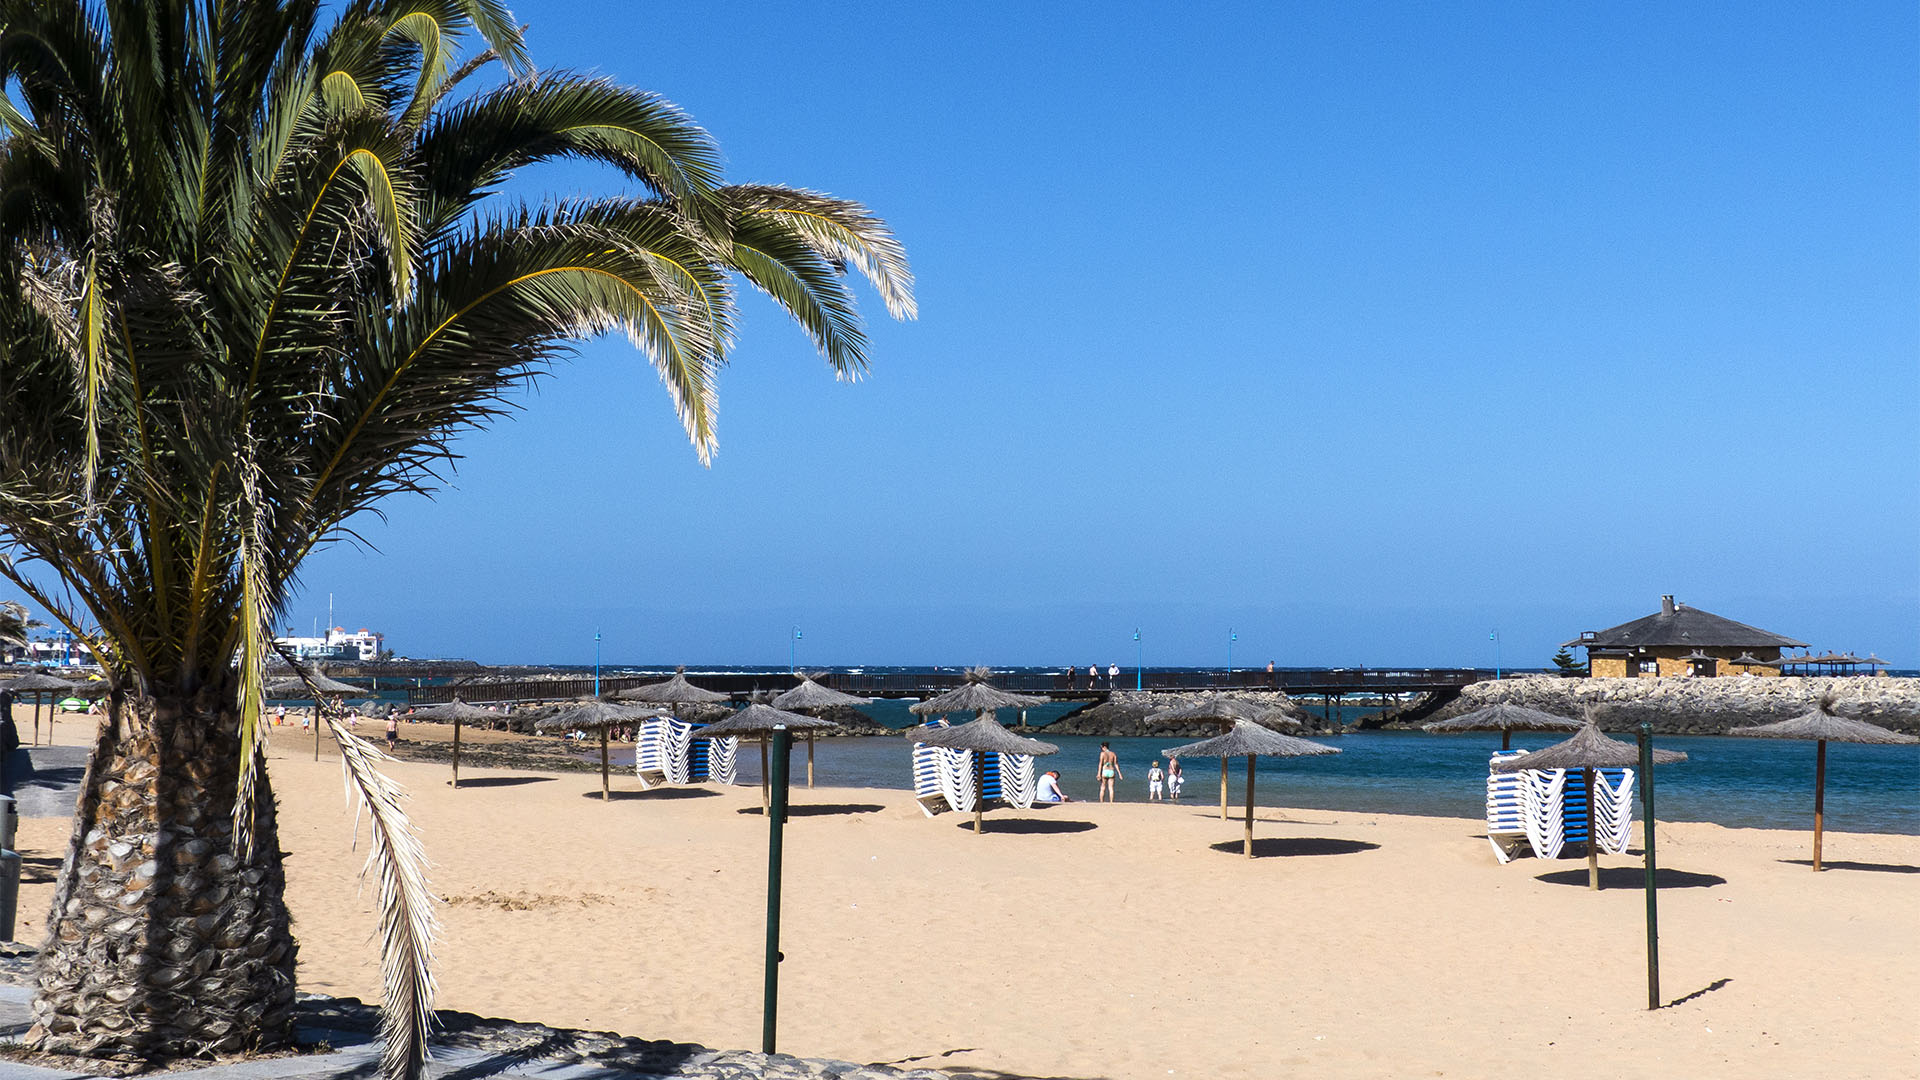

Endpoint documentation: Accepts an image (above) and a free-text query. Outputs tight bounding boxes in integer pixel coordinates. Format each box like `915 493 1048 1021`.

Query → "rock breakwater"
1038 690 1338 737
1415 675 1920 735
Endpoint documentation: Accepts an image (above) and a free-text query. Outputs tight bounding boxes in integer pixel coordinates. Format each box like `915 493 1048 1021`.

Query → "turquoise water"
692 728 1919 835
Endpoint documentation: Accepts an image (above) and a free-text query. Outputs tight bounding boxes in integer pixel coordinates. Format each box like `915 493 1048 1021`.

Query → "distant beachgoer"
1035 769 1068 803
1088 665 1098 688
1107 662 1119 689
384 713 398 751
1266 660 1275 687
1148 759 1165 801
1167 757 1183 800
274 704 286 726
301 711 311 733
1096 742 1122 802
1066 666 1077 691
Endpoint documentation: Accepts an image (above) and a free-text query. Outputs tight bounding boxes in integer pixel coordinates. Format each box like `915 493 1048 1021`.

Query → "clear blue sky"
193 4 1920 666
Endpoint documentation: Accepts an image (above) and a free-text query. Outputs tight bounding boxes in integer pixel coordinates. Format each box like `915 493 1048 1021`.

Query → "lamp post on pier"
1226 628 1237 685
594 630 602 697
789 627 802 675
1133 629 1142 690
1489 629 1501 680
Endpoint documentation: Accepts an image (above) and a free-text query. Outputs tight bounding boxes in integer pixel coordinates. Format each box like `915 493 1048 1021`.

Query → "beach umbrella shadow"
1777 858 1919 874
951 817 1095 835
1535 866 1725 889
1206 836 1379 858
738 802 885 817
448 775 551 789
586 786 721 801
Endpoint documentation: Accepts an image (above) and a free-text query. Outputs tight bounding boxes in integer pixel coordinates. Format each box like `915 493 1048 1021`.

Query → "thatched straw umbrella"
1146 696 1299 821
908 668 1049 721
267 669 360 760
408 698 500 789
1731 696 1918 871
618 665 731 707
2 672 75 745
1162 720 1340 858
907 716 1060 834
535 700 666 801
695 703 840 812
1423 702 1583 750
1492 723 1687 889
771 675 872 788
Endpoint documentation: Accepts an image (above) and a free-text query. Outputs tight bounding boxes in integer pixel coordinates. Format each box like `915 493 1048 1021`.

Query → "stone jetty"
1414 675 1920 735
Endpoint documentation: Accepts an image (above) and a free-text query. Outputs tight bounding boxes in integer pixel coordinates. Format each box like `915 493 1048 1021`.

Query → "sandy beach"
9 725 1918 1080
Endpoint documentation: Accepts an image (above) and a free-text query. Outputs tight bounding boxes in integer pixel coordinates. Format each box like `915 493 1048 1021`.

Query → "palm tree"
0 600 33 654
0 0 912 1071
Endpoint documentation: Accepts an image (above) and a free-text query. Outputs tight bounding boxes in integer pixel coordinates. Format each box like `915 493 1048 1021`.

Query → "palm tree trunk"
29 695 298 1059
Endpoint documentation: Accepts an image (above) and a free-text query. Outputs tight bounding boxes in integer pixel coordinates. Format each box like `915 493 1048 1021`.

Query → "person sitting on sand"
1035 769 1068 803
1096 742 1122 802
1148 759 1164 801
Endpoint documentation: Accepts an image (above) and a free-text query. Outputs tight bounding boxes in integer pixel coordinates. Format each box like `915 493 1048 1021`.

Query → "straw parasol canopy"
618 666 730 705
1493 723 1687 889
266 669 360 760
909 668 1049 717
1731 695 1918 871
536 700 667 801
1162 720 1340 858
1146 695 1299 820
409 698 501 789
3 672 77 746
772 676 873 788
694 703 840 812
906 716 1059 834
1423 702 1584 749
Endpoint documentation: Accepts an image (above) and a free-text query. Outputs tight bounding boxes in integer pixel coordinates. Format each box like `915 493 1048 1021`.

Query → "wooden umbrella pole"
31 695 39 746
312 700 320 761
760 736 770 813
806 731 815 788
1813 739 1826 872
1501 728 1511 751
600 729 610 801
451 717 462 789
1243 755 1256 858
1585 767 1600 890
1219 756 1229 821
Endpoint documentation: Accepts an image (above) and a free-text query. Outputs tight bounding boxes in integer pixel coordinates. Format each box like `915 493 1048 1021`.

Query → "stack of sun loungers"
634 716 737 789
911 719 1039 817
1486 749 1635 863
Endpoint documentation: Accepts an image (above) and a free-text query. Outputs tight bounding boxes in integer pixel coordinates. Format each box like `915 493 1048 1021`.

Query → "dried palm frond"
330 718 439 1080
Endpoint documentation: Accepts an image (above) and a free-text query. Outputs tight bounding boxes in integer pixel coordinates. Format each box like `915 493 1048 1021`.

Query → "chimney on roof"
1661 595 1676 616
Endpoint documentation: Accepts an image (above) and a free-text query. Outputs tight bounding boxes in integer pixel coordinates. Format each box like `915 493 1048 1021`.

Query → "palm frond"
330 716 439 1080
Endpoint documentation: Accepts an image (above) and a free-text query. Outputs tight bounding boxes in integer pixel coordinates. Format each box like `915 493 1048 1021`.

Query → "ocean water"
608 727 1919 835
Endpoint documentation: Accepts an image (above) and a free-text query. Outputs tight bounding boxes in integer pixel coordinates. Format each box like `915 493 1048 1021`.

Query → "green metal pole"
762 725 792 1053
1639 722 1660 1010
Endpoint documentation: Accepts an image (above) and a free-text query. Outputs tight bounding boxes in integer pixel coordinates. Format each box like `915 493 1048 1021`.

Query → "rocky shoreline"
1409 675 1920 735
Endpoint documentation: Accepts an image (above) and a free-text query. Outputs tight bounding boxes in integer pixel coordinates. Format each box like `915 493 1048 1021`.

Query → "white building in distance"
275 626 385 663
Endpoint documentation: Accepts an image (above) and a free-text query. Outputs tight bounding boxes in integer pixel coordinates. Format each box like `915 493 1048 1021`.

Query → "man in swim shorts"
1096 742 1122 802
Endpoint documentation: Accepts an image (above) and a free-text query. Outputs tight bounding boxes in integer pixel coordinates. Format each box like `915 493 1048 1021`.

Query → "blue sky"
241 4 1920 666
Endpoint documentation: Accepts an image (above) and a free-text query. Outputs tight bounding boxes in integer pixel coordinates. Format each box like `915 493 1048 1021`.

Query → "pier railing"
403 668 1486 707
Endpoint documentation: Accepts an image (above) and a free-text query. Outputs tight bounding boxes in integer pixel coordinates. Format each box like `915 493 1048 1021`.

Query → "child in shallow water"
1148 759 1165 801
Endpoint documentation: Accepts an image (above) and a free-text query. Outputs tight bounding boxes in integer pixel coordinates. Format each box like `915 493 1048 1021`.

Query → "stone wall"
1415 675 1920 735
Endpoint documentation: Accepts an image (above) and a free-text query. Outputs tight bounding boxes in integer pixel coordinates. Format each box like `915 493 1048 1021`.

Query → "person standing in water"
1096 742 1122 802
1167 756 1183 801
1148 759 1165 801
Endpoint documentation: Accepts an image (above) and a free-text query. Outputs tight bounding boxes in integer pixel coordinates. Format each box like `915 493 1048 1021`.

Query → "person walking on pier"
1096 742 1122 802
1088 664 1098 690
1107 662 1119 689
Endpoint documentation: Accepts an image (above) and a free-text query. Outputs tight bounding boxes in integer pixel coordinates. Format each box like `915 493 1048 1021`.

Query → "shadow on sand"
579 787 721 802
1534 866 1725 889
18 854 62 884
953 818 1097 835
449 776 552 789
737 803 886 817
1778 858 1920 874
1666 978 1732 1008
1208 837 1379 859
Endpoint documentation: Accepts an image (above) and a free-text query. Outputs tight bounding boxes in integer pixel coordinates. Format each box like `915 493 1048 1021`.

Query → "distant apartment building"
1566 596 1803 678
275 626 385 663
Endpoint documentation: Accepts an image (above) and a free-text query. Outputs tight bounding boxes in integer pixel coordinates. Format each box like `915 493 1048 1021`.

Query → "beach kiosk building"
1567 596 1805 678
